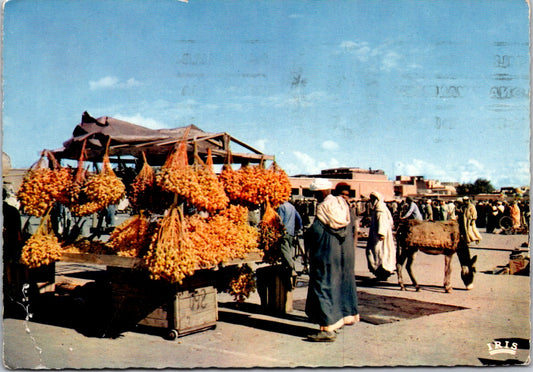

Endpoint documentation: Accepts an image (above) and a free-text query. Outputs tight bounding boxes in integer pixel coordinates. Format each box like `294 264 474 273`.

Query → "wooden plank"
60 253 143 269
60 250 263 270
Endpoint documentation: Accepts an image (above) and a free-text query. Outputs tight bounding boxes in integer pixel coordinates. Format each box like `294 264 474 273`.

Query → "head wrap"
370 191 382 201
316 195 351 229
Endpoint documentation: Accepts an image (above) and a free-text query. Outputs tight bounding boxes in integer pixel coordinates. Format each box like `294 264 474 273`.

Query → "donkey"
395 219 477 293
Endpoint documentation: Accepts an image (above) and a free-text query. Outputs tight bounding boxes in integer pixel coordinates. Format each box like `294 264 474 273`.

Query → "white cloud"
339 40 417 72
289 151 340 175
113 113 167 129
89 76 118 90
260 91 329 109
381 51 401 72
490 161 530 188
395 158 464 182
321 140 339 151
89 76 141 90
339 40 373 62
293 151 317 173
393 157 529 189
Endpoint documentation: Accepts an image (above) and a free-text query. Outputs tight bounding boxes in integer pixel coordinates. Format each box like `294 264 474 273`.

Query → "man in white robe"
366 191 396 281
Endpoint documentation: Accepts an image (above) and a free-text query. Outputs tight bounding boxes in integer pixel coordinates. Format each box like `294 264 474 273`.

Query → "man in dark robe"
304 179 359 342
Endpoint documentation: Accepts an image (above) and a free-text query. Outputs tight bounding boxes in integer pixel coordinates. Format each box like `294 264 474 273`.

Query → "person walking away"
510 201 521 229
433 200 442 221
304 178 359 342
334 182 360 272
277 200 303 286
401 197 423 220
439 200 447 221
458 197 482 244
335 182 358 245
424 199 434 221
476 200 487 229
366 191 396 281
445 200 456 221
486 201 499 233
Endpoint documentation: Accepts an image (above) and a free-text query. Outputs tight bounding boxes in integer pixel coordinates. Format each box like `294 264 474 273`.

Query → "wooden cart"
59 251 262 340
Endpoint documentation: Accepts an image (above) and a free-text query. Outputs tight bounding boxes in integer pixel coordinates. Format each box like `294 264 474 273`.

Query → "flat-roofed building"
290 167 395 201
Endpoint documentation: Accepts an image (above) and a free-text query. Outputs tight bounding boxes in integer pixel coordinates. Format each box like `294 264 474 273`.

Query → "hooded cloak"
366 191 397 276
305 194 358 328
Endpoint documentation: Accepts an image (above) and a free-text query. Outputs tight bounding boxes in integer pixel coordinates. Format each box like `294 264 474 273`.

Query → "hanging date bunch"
263 162 292 209
218 164 242 202
143 207 199 284
82 148 126 209
185 214 223 268
185 204 259 268
128 152 156 211
220 160 291 208
259 200 285 264
192 149 229 213
20 212 62 268
219 164 268 206
46 150 73 206
215 204 260 260
107 213 156 257
17 151 70 217
229 264 256 303
156 139 201 203
65 142 101 216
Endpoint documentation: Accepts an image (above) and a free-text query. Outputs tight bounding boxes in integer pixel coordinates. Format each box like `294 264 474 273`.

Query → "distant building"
290 167 395 201
393 175 457 198
3 168 26 193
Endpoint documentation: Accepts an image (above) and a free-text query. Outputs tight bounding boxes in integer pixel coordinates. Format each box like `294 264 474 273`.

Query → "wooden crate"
108 268 217 340
256 265 293 314
139 285 218 339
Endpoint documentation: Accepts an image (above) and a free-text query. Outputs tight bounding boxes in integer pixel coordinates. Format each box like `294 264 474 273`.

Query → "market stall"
14 112 294 339
51 111 273 166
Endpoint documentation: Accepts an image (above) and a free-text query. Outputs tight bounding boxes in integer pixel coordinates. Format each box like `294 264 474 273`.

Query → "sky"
2 0 530 189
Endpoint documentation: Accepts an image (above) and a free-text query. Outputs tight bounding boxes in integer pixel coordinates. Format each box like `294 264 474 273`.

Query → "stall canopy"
52 112 273 166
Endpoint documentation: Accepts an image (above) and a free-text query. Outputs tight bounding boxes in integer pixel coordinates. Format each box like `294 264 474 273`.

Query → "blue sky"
2 0 530 189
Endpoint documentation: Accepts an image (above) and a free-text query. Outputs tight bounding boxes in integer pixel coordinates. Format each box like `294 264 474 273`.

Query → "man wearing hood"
304 179 359 342
366 191 396 281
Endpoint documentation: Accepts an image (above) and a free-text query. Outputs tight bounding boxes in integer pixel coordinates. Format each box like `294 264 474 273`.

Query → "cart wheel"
499 216 513 232
166 329 178 341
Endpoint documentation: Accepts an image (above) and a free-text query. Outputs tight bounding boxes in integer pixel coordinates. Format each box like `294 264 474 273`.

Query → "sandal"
307 330 337 342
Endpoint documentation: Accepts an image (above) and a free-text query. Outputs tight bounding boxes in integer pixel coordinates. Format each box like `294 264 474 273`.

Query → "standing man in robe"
366 191 396 281
401 197 423 221
277 200 303 287
458 196 482 244
304 179 359 342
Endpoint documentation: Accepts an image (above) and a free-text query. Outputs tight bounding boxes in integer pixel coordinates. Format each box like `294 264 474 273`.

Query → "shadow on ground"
217 301 315 338
292 290 468 326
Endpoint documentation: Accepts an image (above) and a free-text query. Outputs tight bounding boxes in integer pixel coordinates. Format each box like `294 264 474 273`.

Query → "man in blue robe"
305 179 359 342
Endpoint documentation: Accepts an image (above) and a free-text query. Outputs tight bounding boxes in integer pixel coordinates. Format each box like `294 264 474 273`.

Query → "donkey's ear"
471 255 477 265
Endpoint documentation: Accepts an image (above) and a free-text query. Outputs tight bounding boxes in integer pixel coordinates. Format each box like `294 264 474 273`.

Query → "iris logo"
479 338 530 366
487 340 518 356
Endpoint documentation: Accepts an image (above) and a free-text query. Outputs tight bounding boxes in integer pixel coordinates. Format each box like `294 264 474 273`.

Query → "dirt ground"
2 231 530 369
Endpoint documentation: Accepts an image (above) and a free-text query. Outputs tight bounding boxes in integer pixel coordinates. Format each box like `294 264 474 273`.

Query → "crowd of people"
282 184 529 342
349 195 530 235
